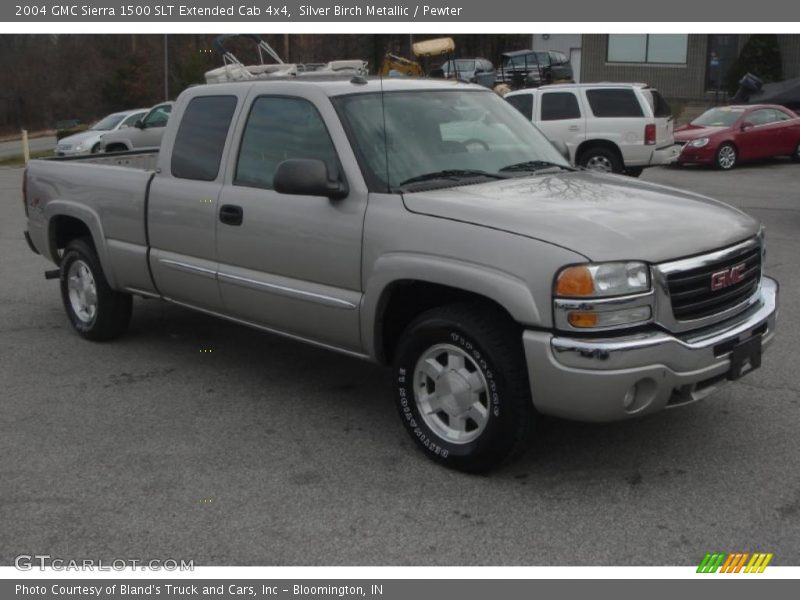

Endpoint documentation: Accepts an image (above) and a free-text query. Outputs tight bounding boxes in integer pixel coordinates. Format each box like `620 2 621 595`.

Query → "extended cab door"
147 93 242 311
534 89 586 163
215 88 367 352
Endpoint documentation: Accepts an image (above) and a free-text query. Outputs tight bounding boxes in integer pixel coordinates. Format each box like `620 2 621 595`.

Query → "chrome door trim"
217 271 358 310
165 298 370 361
160 258 217 279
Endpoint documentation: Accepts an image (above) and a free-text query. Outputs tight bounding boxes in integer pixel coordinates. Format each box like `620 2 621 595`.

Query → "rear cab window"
585 88 644 118
171 96 237 181
506 93 533 120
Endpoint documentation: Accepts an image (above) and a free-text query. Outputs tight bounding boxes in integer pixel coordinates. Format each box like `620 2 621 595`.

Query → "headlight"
689 137 710 148
555 262 650 298
554 262 653 330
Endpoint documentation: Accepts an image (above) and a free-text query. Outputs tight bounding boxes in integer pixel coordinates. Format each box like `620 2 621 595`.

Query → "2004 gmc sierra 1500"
22 78 779 471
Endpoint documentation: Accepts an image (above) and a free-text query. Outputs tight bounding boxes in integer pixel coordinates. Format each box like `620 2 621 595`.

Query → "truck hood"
401 171 759 263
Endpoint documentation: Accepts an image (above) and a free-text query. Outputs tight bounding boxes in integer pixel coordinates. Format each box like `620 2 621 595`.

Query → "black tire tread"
394 302 533 472
59 237 132 341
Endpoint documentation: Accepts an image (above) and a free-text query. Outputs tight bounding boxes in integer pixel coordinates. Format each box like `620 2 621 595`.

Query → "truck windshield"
334 89 570 192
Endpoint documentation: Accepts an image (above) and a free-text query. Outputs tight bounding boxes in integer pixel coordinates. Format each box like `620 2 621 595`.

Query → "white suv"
505 83 680 176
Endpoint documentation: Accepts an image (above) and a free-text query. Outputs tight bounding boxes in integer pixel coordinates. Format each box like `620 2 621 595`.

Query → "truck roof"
192 77 486 98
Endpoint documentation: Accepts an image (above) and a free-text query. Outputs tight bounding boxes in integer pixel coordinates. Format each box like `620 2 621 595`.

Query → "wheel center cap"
438 370 472 413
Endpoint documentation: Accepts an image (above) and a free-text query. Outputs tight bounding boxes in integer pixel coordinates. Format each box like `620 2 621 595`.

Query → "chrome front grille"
667 245 761 321
654 236 763 333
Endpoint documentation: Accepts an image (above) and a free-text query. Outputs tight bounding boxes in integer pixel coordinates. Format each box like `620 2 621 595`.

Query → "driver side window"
747 110 773 126
143 105 172 128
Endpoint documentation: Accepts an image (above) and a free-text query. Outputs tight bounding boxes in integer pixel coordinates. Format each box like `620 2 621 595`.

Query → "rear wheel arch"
48 213 116 288
104 142 130 153
576 140 625 172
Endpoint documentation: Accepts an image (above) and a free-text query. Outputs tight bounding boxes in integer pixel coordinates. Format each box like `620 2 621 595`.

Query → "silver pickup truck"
22 78 778 472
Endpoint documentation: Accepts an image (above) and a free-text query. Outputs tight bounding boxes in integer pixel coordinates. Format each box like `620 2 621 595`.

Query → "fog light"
623 385 637 410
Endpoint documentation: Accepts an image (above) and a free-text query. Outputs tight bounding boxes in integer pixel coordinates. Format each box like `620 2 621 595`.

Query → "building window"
607 34 688 64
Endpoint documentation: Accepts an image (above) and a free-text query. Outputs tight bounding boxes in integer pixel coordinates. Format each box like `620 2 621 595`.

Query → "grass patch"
0 149 53 168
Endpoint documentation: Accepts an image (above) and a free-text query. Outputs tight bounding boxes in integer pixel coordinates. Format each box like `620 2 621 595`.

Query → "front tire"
715 143 737 170
59 238 132 341
625 167 644 177
393 303 534 472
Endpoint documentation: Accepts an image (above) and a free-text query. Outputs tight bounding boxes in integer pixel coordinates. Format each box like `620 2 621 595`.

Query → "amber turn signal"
567 311 599 328
555 265 595 297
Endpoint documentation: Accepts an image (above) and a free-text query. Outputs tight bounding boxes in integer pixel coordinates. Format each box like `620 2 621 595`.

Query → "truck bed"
25 150 159 294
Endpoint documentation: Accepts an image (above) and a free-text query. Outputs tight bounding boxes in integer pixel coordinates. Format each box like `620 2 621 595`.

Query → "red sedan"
674 104 800 169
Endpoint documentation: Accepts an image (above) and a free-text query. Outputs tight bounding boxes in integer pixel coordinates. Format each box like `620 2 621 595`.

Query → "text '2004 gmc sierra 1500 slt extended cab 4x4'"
22 78 779 472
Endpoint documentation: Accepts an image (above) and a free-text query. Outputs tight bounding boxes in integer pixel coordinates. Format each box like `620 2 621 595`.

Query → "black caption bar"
4 0 800 21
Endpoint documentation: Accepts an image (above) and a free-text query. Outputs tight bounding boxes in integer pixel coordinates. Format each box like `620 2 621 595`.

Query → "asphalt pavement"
0 136 56 159
1 160 798 566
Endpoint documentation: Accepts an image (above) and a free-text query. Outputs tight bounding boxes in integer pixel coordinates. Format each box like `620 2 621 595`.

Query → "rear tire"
578 146 624 174
715 143 737 170
791 141 800 163
59 237 132 341
392 303 534 472
625 167 644 177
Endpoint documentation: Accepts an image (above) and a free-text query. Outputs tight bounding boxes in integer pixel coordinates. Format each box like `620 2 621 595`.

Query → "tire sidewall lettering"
396 326 502 460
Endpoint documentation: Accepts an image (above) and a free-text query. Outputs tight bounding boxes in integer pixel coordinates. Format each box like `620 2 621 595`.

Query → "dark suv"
496 49 574 88
433 58 496 88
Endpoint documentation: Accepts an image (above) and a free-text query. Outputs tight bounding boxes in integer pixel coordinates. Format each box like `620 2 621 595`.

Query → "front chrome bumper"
523 277 778 422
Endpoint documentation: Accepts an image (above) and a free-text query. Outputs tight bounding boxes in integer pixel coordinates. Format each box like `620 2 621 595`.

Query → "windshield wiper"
499 160 571 173
398 169 509 188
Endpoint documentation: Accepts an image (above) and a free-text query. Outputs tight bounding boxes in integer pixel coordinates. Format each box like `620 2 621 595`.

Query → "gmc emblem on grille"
711 262 747 291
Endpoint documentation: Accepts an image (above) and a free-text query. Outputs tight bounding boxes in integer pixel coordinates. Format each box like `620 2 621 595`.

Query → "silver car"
54 109 147 156
99 102 174 153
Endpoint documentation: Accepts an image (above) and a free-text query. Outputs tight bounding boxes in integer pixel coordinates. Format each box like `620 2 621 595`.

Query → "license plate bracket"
727 335 762 381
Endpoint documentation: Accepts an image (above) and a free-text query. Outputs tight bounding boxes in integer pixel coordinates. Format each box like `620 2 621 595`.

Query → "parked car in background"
55 119 82 131
505 82 679 176
54 109 147 156
433 58 496 88
496 50 573 89
674 104 800 169
100 102 173 153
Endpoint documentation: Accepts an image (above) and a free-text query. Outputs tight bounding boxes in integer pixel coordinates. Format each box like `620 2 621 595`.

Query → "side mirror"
134 119 145 129
274 159 348 200
550 139 571 162
740 120 754 131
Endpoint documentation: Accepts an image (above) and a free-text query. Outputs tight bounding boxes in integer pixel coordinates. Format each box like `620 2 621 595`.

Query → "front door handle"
568 125 580 132
219 204 243 226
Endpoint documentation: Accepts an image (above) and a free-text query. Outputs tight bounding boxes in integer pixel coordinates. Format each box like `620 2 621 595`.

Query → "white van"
505 83 680 176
